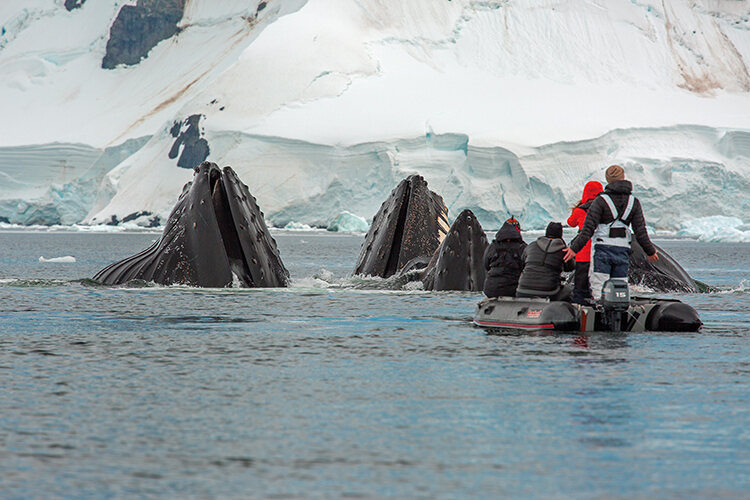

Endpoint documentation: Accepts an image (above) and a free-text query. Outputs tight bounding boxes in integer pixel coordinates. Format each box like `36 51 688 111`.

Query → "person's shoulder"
631 196 645 215
571 206 585 216
588 195 605 210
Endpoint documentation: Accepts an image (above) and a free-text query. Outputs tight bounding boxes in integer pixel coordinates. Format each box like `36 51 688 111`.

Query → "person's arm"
561 244 575 272
483 242 495 271
569 198 603 253
567 208 581 228
518 242 527 271
630 199 657 257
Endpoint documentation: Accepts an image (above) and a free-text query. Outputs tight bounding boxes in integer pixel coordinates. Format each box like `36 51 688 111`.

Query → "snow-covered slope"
0 0 306 147
2 0 750 234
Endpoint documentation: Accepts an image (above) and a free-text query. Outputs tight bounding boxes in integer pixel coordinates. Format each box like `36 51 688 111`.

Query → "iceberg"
678 216 750 243
327 211 368 233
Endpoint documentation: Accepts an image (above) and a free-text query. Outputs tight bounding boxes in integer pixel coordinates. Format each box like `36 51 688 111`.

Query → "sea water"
1 230 749 499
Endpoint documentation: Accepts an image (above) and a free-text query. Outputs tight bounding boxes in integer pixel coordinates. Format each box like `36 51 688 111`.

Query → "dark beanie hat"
545 222 563 239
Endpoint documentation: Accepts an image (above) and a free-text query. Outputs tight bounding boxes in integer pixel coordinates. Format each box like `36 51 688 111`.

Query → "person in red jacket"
567 180 603 304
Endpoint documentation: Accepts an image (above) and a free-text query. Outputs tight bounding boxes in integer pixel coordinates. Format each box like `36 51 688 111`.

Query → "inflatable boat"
473 280 702 333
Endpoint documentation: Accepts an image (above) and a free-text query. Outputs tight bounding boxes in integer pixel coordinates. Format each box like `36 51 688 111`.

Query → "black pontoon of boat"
473 280 702 333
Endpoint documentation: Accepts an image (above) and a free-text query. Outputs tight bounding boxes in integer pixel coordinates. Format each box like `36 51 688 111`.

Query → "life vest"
593 194 634 248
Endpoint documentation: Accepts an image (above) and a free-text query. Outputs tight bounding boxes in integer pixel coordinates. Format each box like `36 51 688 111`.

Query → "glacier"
0 137 149 225
1 0 749 236
85 125 750 232
678 216 750 243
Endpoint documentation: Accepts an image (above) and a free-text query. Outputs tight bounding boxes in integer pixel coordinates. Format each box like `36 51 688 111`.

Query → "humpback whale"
560 239 701 294
93 162 289 287
421 209 488 291
354 175 449 278
353 175 487 291
629 240 700 293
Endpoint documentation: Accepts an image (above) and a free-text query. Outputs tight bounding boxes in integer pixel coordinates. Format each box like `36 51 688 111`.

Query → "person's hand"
648 251 659 262
563 247 576 262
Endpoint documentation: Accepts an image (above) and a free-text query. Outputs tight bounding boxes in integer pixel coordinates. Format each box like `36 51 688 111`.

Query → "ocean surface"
1 230 749 499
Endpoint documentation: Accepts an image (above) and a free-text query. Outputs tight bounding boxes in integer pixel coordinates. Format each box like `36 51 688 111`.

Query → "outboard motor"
600 279 630 331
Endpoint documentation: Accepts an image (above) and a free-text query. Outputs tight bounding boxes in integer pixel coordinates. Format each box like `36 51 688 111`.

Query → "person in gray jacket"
516 222 574 301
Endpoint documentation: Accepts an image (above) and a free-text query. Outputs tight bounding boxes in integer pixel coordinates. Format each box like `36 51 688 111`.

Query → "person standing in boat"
563 165 659 300
567 180 603 304
516 222 574 301
483 217 526 298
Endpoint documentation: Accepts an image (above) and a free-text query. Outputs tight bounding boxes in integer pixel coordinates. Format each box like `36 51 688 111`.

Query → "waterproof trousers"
573 261 592 304
590 243 629 300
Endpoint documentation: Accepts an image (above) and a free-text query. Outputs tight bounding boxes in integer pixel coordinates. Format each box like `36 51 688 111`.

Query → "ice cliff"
1 0 749 236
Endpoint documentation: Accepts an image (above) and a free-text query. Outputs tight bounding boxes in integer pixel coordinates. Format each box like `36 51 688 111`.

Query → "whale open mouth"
354 175 449 278
383 179 413 277
93 162 288 288
384 178 450 276
209 166 255 286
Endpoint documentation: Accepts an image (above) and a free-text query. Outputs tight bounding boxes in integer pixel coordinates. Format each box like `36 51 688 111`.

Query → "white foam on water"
403 281 425 291
282 221 315 231
38 255 76 263
714 279 750 295
628 283 656 295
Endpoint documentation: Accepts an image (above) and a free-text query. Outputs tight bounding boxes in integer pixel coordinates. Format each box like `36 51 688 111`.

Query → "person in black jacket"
483 219 526 297
563 165 659 300
516 222 574 300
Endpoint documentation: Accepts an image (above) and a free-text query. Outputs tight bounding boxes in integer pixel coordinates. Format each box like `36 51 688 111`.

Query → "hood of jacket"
604 180 633 195
580 181 603 204
494 221 523 242
535 236 566 252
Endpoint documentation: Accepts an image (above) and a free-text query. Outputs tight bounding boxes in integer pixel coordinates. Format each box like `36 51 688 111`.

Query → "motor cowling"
601 279 630 310
600 279 630 331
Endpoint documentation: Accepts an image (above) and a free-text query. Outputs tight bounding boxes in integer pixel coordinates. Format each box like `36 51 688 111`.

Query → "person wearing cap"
567 180 603 304
483 217 526 298
516 222 575 301
563 165 659 300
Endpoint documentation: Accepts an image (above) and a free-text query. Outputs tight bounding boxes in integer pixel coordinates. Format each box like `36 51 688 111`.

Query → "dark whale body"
629 240 700 293
93 162 288 287
353 175 488 291
421 209 488 291
354 175 449 279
